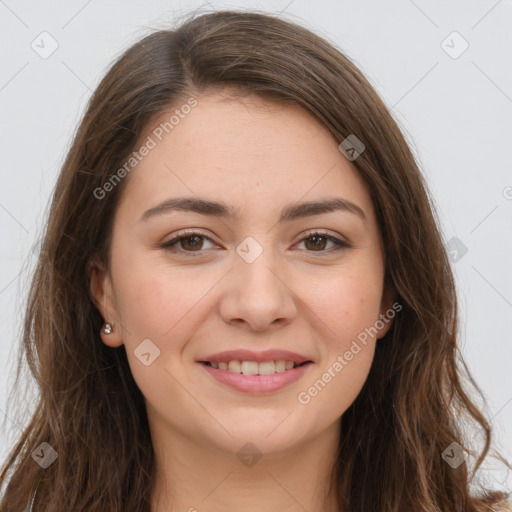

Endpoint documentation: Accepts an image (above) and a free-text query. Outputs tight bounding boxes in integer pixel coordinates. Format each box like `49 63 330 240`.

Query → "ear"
87 257 124 348
375 281 397 340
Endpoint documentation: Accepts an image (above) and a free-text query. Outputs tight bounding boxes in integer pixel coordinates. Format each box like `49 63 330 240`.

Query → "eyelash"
160 229 352 256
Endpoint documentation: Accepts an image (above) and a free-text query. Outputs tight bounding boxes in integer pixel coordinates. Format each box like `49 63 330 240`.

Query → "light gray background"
1 0 511 491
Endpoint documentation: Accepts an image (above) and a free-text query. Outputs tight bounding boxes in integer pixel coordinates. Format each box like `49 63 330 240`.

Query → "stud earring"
103 323 114 334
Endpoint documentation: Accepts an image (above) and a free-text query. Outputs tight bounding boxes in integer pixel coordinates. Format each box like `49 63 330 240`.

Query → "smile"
203 359 307 375
198 360 313 394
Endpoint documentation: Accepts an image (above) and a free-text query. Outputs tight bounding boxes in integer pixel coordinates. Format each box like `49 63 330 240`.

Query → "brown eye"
304 235 329 251
179 235 205 251
296 231 351 253
161 232 217 255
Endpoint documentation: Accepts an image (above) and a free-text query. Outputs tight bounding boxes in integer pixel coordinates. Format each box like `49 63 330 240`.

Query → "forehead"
116 91 376 226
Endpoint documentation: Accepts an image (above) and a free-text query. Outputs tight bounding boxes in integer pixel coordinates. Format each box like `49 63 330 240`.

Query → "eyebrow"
139 196 366 224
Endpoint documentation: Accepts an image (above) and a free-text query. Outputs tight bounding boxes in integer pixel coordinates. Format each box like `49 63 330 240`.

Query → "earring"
103 323 114 334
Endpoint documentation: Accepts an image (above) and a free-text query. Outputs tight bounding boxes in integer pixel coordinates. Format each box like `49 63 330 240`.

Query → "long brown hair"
1 9 510 512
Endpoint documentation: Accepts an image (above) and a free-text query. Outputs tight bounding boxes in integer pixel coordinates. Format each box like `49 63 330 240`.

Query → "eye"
160 230 218 255
294 230 352 253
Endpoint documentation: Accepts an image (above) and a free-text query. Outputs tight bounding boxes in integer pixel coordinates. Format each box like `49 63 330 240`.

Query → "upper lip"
198 349 312 364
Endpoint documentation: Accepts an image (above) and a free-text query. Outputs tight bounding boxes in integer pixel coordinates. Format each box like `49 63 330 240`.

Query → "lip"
198 349 312 365
198 360 314 394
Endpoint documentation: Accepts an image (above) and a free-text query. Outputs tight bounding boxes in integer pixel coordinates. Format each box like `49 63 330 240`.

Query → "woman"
1 9 510 512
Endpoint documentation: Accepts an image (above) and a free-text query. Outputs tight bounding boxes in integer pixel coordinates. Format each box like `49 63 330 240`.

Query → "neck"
149 420 341 512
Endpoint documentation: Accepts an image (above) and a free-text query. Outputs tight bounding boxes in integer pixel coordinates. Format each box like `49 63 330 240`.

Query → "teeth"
228 360 241 373
208 359 302 375
258 361 275 375
241 361 259 375
275 360 286 372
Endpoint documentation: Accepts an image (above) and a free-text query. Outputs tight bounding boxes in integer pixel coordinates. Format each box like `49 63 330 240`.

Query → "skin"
90 89 394 512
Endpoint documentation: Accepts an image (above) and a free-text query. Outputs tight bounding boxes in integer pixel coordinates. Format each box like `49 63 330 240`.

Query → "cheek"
111 264 209 402
301 260 384 345
294 252 383 414
111 244 215 342
297 269 381 420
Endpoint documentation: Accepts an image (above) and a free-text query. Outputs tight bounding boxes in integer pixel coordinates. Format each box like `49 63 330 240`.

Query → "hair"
1 9 510 512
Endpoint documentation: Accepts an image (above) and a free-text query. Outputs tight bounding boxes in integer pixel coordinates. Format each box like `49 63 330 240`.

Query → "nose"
218 241 297 332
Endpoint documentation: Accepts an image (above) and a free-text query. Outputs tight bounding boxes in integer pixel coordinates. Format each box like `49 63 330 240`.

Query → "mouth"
197 353 314 394
199 359 311 375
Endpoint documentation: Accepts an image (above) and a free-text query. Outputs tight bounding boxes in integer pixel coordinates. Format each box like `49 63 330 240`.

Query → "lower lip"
198 362 313 394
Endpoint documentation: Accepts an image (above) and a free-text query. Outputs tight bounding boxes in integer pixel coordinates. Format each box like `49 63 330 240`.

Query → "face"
90 90 394 456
